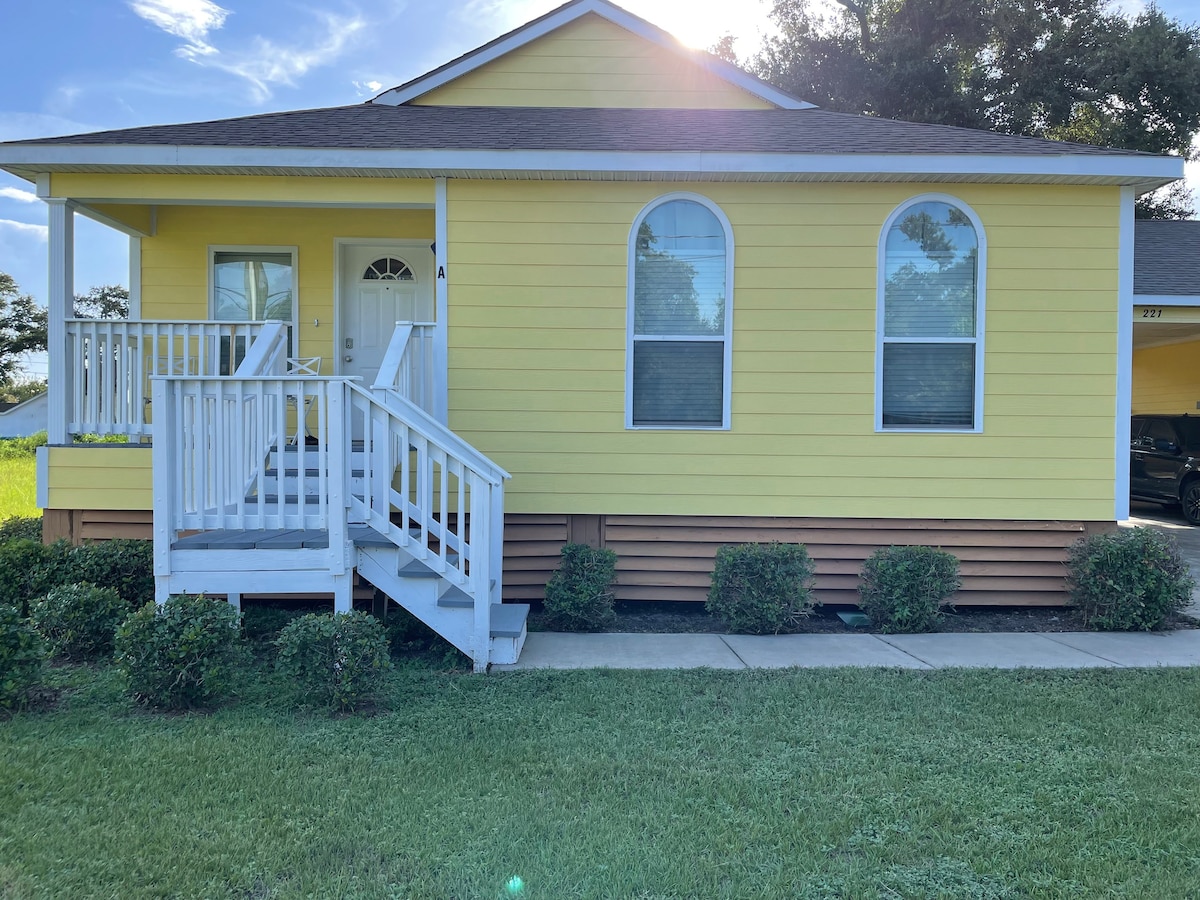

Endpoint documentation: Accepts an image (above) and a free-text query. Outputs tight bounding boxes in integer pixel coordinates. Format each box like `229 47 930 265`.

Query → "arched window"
877 196 985 431
627 194 733 429
362 257 414 281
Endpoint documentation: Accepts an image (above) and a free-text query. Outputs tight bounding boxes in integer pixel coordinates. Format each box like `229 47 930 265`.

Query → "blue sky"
1 0 1198 378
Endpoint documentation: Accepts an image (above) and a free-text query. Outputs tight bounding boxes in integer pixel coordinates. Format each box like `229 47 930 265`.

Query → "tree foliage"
0 274 48 384
0 274 129 388
754 0 1200 216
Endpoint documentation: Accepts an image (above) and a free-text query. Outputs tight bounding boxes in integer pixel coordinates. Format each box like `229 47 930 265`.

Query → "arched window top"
877 195 986 432
627 193 734 430
362 257 414 281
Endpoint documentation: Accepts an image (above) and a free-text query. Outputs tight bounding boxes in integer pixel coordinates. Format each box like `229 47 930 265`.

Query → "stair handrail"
368 385 510 487
233 321 289 376
373 321 437 415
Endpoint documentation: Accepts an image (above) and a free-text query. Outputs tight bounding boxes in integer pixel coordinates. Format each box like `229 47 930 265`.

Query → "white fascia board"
372 0 810 110
1131 294 1200 305
0 144 1185 185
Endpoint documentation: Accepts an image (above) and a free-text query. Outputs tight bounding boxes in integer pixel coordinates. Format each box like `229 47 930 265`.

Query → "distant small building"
0 392 47 438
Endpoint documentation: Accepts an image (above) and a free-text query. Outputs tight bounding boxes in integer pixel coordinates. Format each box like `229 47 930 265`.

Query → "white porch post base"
226 592 241 613
154 576 171 606
332 575 353 613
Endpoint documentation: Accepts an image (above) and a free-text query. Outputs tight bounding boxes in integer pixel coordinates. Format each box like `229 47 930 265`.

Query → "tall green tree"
753 0 1200 217
0 273 48 384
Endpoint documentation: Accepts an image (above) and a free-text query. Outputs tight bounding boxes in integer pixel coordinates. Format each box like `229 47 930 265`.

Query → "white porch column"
434 176 449 424
128 236 142 318
46 198 75 445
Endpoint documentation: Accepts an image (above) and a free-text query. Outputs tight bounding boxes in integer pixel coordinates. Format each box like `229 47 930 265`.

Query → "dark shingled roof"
7 104 1151 157
1135 220 1200 296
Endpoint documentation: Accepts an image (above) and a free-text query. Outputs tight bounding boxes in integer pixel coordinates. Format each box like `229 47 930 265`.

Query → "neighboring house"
1131 221 1200 415
0 0 1185 667
0 392 47 438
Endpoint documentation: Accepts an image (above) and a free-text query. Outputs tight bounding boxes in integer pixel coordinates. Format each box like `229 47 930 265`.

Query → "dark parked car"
1131 415 1200 524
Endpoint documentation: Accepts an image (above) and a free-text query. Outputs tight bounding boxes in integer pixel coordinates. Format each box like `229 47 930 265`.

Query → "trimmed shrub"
65 540 155 609
0 604 45 710
706 542 815 634
275 611 392 712
543 543 618 632
0 516 42 545
858 545 960 633
30 582 130 660
0 540 66 617
1067 527 1193 631
114 594 243 710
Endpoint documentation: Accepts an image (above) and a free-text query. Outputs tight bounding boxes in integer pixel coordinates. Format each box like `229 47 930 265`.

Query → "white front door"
340 243 435 387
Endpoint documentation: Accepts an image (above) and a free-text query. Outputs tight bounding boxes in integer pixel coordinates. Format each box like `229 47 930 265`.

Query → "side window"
210 247 297 371
627 194 732 429
1144 419 1178 450
877 197 984 431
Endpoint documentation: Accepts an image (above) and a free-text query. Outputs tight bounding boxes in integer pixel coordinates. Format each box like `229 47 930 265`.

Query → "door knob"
344 355 353 362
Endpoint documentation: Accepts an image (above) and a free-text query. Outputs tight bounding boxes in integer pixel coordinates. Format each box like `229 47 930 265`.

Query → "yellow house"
0 0 1185 668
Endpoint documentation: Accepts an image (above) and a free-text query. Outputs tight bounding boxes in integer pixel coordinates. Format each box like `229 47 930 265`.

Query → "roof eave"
0 145 1183 191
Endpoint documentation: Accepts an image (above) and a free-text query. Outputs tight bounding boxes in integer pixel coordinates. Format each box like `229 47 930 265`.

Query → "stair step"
438 586 471 608
264 467 366 478
171 528 329 550
398 552 460 577
490 603 529 639
349 524 393 547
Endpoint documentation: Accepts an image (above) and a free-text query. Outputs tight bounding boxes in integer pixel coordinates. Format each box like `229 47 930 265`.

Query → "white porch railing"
152 375 345 534
373 321 436 417
65 319 282 438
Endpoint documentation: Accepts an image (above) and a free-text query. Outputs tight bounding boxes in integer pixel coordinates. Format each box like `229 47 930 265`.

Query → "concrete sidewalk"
493 629 1200 671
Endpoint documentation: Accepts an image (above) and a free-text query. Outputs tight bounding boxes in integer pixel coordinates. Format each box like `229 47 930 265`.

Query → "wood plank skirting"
45 509 1109 607
504 514 1114 607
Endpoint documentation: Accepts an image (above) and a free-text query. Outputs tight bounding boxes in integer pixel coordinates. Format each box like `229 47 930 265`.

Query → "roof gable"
373 0 809 110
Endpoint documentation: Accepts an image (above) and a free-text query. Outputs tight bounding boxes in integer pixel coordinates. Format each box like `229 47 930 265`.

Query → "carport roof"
1135 220 1200 297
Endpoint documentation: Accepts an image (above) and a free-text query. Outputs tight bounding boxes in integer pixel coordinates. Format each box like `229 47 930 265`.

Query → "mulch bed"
527 601 1200 635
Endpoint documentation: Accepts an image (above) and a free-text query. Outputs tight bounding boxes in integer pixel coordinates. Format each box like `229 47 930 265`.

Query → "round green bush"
114 594 243 710
1067 527 1193 631
0 516 42 546
30 582 130 660
706 542 815 634
275 611 392 712
543 544 618 632
858 545 960 633
65 540 154 609
0 603 45 710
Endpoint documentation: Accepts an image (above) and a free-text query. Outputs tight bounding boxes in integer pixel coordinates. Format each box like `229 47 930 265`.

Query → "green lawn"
3 663 1200 898
0 455 37 520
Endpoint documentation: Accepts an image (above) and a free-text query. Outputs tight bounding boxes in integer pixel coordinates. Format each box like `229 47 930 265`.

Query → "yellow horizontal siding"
46 447 152 510
446 179 1120 520
413 14 773 109
50 174 434 205
139 205 435 363
1132 338 1200 414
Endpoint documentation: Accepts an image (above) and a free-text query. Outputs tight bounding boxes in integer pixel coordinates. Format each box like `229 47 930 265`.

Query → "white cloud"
0 187 38 204
128 0 230 56
0 219 48 239
187 13 367 102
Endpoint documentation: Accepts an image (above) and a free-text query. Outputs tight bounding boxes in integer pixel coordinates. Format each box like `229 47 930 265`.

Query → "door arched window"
877 196 985 431
627 194 733 429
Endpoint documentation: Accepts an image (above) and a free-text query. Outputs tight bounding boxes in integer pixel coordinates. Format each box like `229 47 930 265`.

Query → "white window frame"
875 194 986 433
625 192 734 430
208 245 300 326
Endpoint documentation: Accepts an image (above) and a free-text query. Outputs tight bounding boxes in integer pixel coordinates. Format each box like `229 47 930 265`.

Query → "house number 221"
1141 308 1163 318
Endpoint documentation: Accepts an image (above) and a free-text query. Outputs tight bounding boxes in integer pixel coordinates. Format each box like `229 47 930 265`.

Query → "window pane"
884 202 977 337
633 341 723 427
635 200 726 336
213 252 294 322
882 343 975 428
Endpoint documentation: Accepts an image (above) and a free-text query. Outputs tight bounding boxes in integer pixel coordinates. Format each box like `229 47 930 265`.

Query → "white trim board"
1115 186 1135 522
371 0 811 110
2 146 1183 189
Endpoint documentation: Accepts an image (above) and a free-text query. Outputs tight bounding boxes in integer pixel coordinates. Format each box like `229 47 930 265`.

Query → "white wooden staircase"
150 322 525 671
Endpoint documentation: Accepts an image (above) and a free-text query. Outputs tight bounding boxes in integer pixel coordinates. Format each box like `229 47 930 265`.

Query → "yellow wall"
413 14 774 109
139 205 435 362
1133 339 1200 414
445 180 1120 521
49 174 434 206
47 447 152 510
